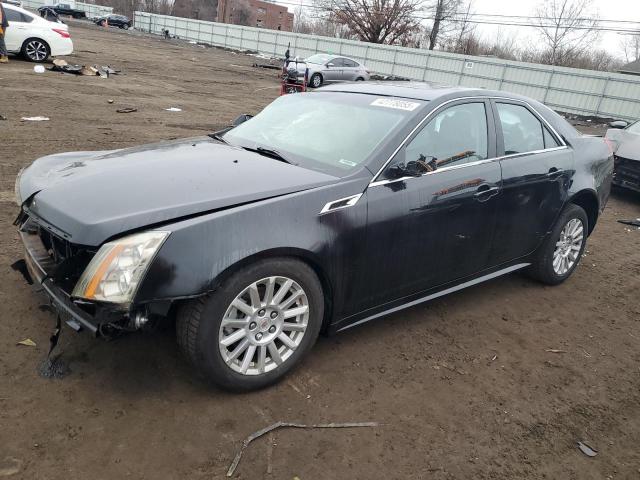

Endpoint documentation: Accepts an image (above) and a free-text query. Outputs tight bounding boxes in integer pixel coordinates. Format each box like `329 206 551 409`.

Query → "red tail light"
52 28 71 38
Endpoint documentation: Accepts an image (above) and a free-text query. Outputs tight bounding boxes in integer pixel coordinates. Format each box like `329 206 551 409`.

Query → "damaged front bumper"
613 155 640 193
17 228 129 337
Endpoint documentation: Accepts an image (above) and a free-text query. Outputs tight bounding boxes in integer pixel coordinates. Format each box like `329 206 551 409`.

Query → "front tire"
21 38 50 62
527 204 588 285
176 258 324 391
121 23 130 30
309 73 323 88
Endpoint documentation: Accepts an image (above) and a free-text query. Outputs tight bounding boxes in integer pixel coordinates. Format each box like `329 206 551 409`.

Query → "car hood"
19 136 339 246
605 129 640 161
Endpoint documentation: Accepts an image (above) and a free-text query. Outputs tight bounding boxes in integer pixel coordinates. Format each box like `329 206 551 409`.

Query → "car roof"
318 81 524 102
3 2 36 16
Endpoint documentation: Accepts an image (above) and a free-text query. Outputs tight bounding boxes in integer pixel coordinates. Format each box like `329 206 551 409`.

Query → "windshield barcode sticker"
370 98 420 111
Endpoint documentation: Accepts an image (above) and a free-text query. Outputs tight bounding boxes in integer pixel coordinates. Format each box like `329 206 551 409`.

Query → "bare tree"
533 0 600 66
620 34 640 64
425 0 462 50
317 0 423 45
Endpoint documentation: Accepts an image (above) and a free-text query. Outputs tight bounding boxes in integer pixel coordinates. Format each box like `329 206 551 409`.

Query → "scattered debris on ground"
33 65 45 74
116 107 137 113
0 114 6 121
618 218 640 228
51 59 120 78
252 62 281 71
370 73 411 81
0 457 22 477
227 421 380 477
16 339 36 347
165 107 182 112
545 349 567 353
37 354 70 379
577 441 598 457
21 116 49 122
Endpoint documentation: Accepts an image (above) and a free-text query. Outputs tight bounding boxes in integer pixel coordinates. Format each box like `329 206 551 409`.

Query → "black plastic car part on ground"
14 83 614 390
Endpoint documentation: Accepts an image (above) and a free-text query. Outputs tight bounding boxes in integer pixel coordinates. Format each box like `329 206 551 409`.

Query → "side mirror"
388 161 425 179
232 114 253 127
609 120 628 129
326 63 334 68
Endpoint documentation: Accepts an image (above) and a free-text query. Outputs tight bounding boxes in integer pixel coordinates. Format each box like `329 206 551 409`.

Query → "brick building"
217 0 294 31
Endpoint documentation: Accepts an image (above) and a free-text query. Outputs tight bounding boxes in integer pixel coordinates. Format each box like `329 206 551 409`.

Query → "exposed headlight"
72 231 170 304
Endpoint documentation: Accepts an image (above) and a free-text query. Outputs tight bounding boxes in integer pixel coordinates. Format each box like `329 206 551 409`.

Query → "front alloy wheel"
219 276 309 375
177 258 323 391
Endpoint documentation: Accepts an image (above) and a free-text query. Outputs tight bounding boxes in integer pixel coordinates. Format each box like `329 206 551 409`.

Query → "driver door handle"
546 167 564 180
474 184 499 202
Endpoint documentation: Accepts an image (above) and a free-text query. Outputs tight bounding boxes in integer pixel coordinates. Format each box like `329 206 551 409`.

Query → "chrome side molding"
337 262 531 332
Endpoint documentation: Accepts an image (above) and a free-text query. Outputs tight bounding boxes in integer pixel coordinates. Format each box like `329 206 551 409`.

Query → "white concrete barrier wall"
134 10 640 121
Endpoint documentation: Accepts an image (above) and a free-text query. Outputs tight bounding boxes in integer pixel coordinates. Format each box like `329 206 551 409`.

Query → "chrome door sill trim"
337 262 531 332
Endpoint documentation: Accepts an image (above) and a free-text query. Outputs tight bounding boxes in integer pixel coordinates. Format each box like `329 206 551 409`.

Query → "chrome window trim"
369 145 569 187
319 193 363 215
368 95 569 187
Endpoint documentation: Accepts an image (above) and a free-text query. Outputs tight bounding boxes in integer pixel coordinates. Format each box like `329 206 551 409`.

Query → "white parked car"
2 2 73 62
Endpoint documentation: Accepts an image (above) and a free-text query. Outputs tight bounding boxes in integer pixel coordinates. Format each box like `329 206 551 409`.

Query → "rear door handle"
546 167 564 180
474 184 499 202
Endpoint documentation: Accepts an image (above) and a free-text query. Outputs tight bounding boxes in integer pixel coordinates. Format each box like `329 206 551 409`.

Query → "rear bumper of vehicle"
50 38 74 57
613 155 640 193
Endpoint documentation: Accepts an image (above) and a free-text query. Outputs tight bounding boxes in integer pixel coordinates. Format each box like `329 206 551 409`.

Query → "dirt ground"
1 21 640 480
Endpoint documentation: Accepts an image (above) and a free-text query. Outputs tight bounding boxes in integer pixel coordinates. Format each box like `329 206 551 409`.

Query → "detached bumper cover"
613 156 640 192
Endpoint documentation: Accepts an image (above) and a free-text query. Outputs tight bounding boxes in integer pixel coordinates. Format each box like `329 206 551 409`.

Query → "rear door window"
496 103 550 154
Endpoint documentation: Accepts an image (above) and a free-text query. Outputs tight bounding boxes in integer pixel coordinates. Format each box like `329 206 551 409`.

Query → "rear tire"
176 258 324 391
355 77 364 81
21 38 50 62
121 23 130 30
527 204 588 285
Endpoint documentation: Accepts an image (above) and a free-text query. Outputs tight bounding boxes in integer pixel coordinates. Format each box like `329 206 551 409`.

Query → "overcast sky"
453 0 640 60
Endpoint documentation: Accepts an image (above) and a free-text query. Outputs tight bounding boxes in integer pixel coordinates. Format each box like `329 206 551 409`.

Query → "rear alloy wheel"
177 258 323 391
309 73 323 88
22 39 50 62
527 204 588 285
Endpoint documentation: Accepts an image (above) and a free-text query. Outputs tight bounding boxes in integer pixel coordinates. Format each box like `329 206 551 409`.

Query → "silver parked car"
296 54 370 88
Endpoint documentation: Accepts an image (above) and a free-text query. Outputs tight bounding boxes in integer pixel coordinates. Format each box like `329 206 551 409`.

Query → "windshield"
223 92 423 176
305 54 332 65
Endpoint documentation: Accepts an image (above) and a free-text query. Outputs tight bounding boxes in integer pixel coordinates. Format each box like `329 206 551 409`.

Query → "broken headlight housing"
72 231 169 304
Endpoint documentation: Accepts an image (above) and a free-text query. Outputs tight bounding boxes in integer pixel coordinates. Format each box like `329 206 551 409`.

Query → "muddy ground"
1 21 640 480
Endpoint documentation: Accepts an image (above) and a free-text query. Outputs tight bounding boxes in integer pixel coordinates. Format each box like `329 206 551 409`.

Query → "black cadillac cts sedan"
14 83 613 390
